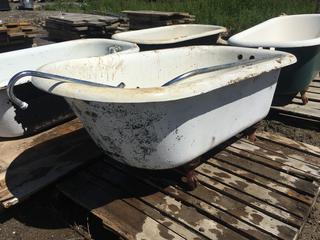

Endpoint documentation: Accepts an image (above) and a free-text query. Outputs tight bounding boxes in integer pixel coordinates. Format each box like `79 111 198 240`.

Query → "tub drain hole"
237 54 243 60
249 55 255 60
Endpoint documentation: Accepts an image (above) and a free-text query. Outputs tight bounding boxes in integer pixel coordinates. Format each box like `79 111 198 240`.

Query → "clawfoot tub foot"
181 170 198 191
300 90 308 105
244 122 261 142
180 157 202 191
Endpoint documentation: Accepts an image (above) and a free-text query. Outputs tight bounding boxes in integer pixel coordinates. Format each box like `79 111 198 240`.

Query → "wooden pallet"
56 131 320 240
0 119 102 208
271 77 320 124
45 13 129 41
122 10 196 30
0 20 37 52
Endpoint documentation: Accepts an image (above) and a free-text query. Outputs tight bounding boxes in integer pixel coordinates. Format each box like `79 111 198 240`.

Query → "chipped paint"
135 217 179 240
160 196 182 214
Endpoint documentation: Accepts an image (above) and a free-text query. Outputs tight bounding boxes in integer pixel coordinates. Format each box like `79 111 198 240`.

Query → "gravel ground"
0 190 86 240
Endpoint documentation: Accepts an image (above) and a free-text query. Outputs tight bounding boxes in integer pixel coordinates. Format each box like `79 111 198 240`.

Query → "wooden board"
122 10 195 30
57 132 320 240
271 78 320 124
45 12 129 41
0 20 38 49
0 119 102 208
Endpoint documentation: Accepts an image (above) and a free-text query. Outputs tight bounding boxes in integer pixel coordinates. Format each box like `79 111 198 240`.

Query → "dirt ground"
261 118 320 147
0 4 320 240
0 189 86 240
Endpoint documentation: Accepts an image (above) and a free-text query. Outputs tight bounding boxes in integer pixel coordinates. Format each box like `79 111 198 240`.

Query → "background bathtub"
28 46 295 169
112 24 227 50
228 14 320 105
0 39 139 138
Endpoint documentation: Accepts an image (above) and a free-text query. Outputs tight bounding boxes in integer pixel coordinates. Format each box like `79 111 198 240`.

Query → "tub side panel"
66 70 280 169
275 45 320 96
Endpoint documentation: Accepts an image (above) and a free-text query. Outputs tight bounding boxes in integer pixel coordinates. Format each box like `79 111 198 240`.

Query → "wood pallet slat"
45 12 129 41
271 78 320 122
59 172 186 240
230 140 320 182
0 20 37 50
0 119 101 208
310 81 320 88
122 10 195 30
194 170 303 227
196 162 310 219
256 132 320 157
100 161 297 240
307 86 320 94
87 165 248 240
56 133 320 240
210 154 314 205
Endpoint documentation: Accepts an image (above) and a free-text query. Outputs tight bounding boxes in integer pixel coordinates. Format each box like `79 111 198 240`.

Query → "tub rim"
112 24 227 45
228 14 320 48
31 46 297 104
0 38 140 90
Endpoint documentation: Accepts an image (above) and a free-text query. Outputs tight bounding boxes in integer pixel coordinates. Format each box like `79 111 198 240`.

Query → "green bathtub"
228 14 320 105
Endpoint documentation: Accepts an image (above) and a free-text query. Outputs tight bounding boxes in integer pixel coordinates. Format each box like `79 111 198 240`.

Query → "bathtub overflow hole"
249 55 255 60
237 54 243 60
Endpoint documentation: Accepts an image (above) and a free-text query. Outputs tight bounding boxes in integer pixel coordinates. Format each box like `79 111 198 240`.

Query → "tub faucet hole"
237 54 243 60
249 55 255 60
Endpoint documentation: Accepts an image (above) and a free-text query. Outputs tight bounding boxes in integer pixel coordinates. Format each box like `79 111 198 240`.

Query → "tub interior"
229 14 320 46
38 46 283 89
112 25 225 44
0 39 138 89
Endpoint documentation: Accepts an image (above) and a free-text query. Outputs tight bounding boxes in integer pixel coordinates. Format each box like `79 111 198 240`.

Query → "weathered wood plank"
256 132 320 157
0 119 104 208
224 146 319 197
194 172 303 227
272 104 320 120
100 161 288 240
241 138 320 170
307 86 320 94
55 130 320 240
88 162 248 240
310 81 320 88
0 119 81 172
110 159 302 226
230 140 320 183
122 10 192 17
291 98 320 107
211 153 314 205
196 163 310 219
244 137 320 167
296 92 320 101
0 129 102 208
123 198 202 240
58 172 185 240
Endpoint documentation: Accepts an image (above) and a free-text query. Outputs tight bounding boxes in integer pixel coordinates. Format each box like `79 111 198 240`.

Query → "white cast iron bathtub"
112 24 227 50
8 46 296 169
0 39 139 138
